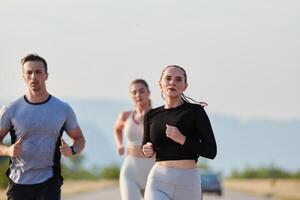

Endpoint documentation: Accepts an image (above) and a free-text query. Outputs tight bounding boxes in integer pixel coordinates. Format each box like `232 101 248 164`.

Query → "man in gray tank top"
0 54 86 200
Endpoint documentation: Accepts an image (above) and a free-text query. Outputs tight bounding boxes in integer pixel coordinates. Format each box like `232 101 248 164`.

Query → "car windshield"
201 174 219 181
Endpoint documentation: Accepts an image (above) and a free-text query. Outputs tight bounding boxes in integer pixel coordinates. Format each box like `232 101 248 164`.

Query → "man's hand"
7 136 23 157
60 138 72 157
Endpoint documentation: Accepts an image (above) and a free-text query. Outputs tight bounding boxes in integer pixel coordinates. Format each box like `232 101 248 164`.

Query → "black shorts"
6 176 62 200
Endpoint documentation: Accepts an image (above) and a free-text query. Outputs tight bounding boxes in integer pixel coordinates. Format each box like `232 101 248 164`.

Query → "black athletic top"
142 101 217 162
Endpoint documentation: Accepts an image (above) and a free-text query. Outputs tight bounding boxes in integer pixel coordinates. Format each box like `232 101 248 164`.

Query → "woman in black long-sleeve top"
142 65 217 200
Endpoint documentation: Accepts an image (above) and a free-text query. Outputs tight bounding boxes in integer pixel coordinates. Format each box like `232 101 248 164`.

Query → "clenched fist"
165 124 186 145
142 142 154 158
59 138 72 157
7 136 23 157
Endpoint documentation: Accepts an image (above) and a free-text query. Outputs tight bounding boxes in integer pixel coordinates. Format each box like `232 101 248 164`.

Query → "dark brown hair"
21 54 48 73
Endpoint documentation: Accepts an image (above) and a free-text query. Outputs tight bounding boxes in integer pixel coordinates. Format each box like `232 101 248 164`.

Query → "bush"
229 165 299 179
61 164 99 180
0 158 9 188
99 165 120 180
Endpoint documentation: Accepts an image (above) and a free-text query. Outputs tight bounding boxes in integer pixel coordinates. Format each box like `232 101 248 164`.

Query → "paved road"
64 187 120 200
64 187 274 200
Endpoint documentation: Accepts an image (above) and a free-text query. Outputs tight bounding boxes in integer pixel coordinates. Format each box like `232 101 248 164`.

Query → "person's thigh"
6 182 35 200
145 190 170 200
37 178 61 200
119 157 144 200
37 186 61 200
144 179 172 200
120 179 142 200
174 185 202 200
7 177 61 200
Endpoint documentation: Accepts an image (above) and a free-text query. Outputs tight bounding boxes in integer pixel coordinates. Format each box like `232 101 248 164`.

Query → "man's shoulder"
49 95 71 108
5 96 25 108
49 96 78 117
0 96 24 117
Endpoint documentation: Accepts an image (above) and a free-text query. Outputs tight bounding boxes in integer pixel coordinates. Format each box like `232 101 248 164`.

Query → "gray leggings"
119 155 155 200
144 163 202 200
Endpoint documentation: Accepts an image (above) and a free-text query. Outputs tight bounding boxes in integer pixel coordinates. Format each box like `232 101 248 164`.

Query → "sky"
0 0 299 121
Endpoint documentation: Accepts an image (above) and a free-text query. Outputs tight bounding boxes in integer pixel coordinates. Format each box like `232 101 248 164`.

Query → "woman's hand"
165 124 186 145
142 142 154 157
117 144 125 155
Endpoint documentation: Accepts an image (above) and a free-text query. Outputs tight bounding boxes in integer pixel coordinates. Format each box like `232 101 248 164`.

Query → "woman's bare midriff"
127 146 145 157
157 160 196 169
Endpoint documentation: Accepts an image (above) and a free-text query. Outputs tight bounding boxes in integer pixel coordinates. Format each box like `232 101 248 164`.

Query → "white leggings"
144 163 202 200
119 155 155 200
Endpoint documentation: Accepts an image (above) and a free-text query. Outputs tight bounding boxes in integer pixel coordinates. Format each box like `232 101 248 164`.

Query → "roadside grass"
224 179 300 200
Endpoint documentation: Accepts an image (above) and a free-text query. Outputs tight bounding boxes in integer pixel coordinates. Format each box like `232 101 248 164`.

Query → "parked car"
200 171 223 196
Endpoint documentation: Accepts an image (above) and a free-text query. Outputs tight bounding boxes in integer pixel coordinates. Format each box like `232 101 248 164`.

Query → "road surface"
64 187 274 200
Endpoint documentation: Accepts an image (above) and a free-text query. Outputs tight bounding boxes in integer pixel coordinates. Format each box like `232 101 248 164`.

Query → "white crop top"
123 112 144 148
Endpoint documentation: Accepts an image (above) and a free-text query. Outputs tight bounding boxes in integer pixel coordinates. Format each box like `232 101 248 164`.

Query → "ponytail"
182 94 208 107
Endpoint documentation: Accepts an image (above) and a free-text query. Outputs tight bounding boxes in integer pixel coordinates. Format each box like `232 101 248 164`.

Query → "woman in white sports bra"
114 79 155 200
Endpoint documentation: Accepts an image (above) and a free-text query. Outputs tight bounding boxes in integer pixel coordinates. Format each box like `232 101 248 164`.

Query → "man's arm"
0 128 21 157
60 127 85 157
0 128 9 156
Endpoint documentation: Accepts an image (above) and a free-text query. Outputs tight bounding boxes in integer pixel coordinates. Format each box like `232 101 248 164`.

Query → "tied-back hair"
182 94 208 107
161 65 208 107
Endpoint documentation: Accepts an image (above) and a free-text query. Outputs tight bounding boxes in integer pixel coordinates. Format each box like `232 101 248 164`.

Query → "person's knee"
120 180 142 200
145 190 170 200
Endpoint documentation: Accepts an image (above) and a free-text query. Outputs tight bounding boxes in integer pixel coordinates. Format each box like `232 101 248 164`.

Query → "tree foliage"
230 164 300 179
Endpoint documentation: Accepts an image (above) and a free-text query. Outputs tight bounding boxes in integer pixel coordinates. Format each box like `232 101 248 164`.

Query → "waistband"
148 163 201 186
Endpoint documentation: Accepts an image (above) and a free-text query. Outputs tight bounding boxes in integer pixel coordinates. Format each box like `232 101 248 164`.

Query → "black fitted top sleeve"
182 106 217 159
142 102 217 162
142 111 151 145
